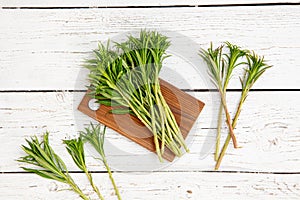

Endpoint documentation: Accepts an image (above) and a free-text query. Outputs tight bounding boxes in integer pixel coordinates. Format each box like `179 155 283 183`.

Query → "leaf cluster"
86 30 170 114
80 123 106 161
240 52 272 102
200 42 271 94
199 42 247 92
18 132 70 183
63 137 86 172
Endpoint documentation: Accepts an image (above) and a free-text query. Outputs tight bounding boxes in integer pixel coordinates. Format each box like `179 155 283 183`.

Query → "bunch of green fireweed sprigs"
18 124 121 200
85 30 189 161
200 42 271 170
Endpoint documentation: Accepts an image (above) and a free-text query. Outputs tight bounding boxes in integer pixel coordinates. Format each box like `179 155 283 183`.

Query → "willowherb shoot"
63 137 104 200
80 123 122 200
199 42 247 152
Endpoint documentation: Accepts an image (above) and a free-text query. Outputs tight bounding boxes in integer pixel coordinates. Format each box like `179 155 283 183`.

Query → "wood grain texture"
78 79 205 162
1 91 299 172
0 6 300 90
0 172 299 199
1 0 299 7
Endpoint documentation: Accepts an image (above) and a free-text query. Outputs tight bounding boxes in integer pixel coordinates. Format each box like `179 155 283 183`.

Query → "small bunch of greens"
85 30 188 161
200 42 271 170
18 124 122 200
17 133 90 200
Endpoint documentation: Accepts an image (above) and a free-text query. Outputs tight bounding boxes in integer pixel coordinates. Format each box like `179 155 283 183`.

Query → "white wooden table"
1 1 300 199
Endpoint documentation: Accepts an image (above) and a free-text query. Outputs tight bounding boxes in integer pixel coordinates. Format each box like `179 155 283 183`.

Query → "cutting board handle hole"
88 99 100 111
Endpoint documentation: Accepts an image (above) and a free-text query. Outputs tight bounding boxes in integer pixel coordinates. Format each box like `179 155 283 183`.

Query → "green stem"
148 80 163 162
215 93 245 170
84 170 105 200
215 134 231 170
159 91 189 153
215 101 223 161
103 159 122 200
66 177 90 200
152 105 182 157
150 103 163 162
117 84 185 159
115 81 188 160
131 96 181 158
154 85 166 155
164 120 182 156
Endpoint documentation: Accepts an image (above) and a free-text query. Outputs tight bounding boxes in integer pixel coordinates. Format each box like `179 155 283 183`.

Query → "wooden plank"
1 91 299 172
0 172 299 199
0 6 300 90
78 80 205 162
1 0 299 7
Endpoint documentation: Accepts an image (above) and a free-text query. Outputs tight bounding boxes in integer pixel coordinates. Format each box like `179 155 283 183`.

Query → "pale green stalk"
103 158 122 200
215 101 223 161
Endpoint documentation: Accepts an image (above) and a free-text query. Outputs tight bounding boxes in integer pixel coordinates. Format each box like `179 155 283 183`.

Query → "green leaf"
22 167 65 183
109 108 134 115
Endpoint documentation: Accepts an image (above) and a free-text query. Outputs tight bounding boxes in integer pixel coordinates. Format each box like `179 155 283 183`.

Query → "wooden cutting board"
78 79 205 162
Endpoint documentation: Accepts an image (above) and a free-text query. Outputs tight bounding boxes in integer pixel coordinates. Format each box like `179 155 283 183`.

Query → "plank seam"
0 89 299 93
2 170 300 174
1 2 300 9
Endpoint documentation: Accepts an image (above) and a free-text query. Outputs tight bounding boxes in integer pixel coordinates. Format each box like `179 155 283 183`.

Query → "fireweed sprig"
63 137 104 200
80 123 122 200
199 42 247 153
